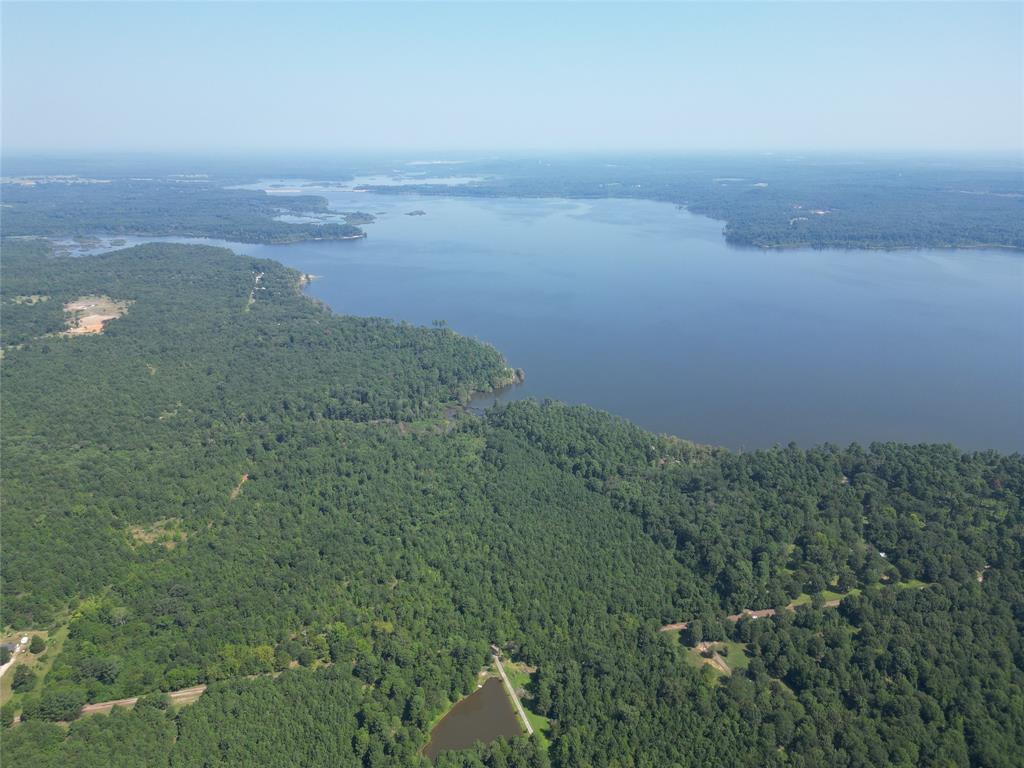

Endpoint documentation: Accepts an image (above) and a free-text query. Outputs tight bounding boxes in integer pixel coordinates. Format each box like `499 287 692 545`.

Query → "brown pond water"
423 677 522 759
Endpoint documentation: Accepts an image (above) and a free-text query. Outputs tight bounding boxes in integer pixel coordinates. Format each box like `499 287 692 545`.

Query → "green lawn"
715 641 751 671
680 641 751 679
1 625 68 710
898 578 930 590
821 588 861 602
503 662 551 752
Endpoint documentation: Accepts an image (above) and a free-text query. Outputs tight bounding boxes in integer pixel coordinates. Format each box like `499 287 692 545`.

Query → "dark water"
77 188 1024 451
423 677 521 759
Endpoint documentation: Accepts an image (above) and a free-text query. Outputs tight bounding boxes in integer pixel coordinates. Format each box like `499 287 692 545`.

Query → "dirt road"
490 647 534 737
0 654 17 682
659 599 842 633
79 684 207 715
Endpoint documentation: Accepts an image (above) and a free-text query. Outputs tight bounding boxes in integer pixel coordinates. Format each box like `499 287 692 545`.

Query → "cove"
69 186 1024 451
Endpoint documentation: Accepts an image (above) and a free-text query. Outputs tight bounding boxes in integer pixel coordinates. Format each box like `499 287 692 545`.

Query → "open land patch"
61 295 132 336
128 518 187 549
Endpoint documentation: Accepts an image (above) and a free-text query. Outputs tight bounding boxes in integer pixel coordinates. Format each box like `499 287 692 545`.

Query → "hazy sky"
2 1 1021 153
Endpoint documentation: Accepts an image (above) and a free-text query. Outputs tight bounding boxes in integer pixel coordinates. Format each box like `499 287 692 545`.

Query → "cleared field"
684 641 751 677
0 626 68 708
61 295 131 335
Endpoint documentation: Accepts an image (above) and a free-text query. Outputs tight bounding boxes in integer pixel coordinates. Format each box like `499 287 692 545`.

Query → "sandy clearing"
61 295 131 336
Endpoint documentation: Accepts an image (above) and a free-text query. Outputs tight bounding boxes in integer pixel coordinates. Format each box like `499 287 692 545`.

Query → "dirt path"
79 684 208 715
660 600 840 633
708 652 731 675
491 647 533 737
229 473 249 500
0 654 17 682
692 642 732 675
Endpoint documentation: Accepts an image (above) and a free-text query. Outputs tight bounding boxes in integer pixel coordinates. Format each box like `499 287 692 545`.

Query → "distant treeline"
357 155 1024 250
0 180 365 243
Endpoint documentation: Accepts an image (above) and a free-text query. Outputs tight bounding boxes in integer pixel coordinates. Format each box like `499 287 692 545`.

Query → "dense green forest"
0 179 366 242
1 238 1022 766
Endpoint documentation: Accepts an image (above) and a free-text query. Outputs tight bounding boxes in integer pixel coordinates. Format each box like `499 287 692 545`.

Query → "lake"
70 186 1024 451
423 677 522 759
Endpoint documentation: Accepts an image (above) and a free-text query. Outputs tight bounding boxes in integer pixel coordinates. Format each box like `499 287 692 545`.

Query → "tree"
12 665 37 693
684 620 704 647
23 688 86 722
0 701 16 728
28 635 46 654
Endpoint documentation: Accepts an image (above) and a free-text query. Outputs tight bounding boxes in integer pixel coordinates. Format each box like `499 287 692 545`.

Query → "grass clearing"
1 625 68 709
898 578 930 590
128 517 187 549
821 588 861 602
680 641 751 678
502 660 551 751
714 641 751 671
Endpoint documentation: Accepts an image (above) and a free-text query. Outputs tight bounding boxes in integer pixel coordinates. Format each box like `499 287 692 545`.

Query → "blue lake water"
76 188 1024 451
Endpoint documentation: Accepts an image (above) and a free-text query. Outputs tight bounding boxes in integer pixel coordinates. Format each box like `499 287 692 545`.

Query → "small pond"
423 677 522 759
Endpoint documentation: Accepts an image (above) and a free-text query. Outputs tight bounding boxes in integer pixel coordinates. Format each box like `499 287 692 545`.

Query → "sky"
2 1 1021 154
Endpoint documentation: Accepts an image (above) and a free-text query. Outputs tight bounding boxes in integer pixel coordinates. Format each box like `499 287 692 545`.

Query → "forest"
1 237 1022 767
0 178 366 243
355 154 1024 250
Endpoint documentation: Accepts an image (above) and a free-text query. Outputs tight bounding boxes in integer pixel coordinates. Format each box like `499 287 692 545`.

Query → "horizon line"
4 147 1022 157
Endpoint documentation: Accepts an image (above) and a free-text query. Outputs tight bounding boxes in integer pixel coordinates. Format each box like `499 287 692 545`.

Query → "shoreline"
350 187 1023 254
292 270 524 419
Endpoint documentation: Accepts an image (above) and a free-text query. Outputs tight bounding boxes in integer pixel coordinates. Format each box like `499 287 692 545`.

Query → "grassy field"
897 578 930 590
714 641 751 671
0 626 68 709
503 661 552 751
678 640 751 678
823 588 857 602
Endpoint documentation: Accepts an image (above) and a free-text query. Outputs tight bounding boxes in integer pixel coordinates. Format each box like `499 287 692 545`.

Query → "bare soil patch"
62 295 132 335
